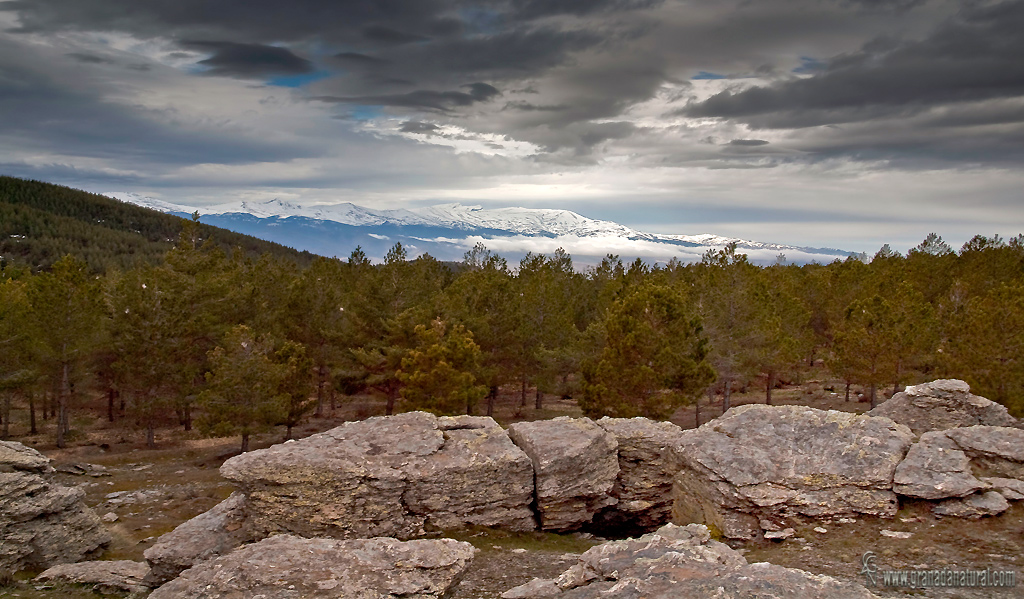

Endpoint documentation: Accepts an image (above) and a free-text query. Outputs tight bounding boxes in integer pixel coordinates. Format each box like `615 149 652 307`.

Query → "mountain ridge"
104 192 854 265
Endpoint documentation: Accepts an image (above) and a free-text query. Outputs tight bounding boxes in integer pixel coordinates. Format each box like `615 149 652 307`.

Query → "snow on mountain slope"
104 192 852 263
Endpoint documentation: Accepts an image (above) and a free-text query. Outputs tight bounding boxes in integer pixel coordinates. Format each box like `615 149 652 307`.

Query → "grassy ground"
1 374 1020 598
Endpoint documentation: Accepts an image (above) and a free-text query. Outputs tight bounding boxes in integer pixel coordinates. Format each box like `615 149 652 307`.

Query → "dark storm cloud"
728 139 770 146
181 41 313 78
314 82 499 112
361 25 431 45
0 40 319 172
332 52 388 66
684 0 1024 128
65 52 111 64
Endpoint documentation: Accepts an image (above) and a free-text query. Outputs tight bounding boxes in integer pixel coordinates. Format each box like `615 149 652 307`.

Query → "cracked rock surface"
221 412 535 540
150 534 477 599
671 405 914 539
501 523 879 599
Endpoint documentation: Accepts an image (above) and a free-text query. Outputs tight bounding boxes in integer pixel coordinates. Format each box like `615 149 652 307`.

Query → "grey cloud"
728 139 770 146
181 41 313 78
314 82 499 112
333 52 388 66
399 121 441 134
361 25 431 45
684 0 1024 128
65 52 111 64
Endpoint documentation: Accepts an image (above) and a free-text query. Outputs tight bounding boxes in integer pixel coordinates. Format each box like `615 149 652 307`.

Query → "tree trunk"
844 381 851 402
29 392 37 435
315 364 326 417
486 386 497 417
241 433 250 453
330 387 336 413
146 418 156 449
385 387 397 416
107 388 116 422
869 383 877 409
892 380 900 397
722 378 732 412
57 361 69 449
520 379 527 408
286 423 293 440
694 395 701 428
765 373 774 406
182 404 192 431
535 386 542 410
2 393 10 439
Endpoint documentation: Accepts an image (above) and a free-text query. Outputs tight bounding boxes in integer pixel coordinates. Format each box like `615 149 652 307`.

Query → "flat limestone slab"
150 535 477 599
221 412 535 540
508 417 619 531
671 405 913 539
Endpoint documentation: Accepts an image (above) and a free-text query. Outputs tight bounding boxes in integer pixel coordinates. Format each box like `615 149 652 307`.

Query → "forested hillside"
0 177 317 272
2 176 1022 452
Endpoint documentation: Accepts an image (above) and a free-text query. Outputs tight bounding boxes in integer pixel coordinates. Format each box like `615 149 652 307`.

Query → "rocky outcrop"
508 417 619 531
0 441 111 575
933 490 1010 519
867 379 1018 435
0 440 52 473
594 417 683 532
671 405 914 539
501 523 879 599
149 534 477 599
221 412 535 540
892 431 989 500
36 560 149 594
892 425 1024 517
143 491 251 586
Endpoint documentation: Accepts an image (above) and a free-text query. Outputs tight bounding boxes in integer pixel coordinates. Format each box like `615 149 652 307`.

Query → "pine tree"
397 319 487 416
27 255 102 447
199 325 288 453
581 282 714 419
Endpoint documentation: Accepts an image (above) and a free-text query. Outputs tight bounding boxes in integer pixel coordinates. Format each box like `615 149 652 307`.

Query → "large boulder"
933 490 1010 519
892 431 989 500
143 491 251 586
36 560 149 594
867 379 1018 435
508 417 619 531
221 412 535 540
671 405 914 539
594 417 684 532
0 442 111 575
501 523 879 599
149 534 477 599
892 425 1024 517
0 440 52 473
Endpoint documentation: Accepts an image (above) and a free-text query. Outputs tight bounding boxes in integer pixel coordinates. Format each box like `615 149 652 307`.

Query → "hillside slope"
0 177 317 272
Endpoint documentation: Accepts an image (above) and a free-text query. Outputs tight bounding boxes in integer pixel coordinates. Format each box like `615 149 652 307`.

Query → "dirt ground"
2 377 1021 598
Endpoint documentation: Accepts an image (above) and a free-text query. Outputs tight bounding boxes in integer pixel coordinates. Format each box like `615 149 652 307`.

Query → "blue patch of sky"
692 71 727 80
792 56 826 74
348 105 382 121
267 70 332 88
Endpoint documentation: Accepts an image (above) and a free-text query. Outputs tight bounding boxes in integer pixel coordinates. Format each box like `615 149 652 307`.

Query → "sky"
1 0 1022 253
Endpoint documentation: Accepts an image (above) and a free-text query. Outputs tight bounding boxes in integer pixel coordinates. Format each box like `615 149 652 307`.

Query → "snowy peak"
103 192 852 264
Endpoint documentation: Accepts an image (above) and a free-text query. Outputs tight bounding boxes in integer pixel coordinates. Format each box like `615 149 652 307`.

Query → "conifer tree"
581 282 714 419
27 255 102 447
397 319 487 416
199 325 287 453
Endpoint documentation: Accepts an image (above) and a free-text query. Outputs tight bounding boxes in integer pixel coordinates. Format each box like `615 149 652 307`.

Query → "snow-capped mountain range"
104 192 853 266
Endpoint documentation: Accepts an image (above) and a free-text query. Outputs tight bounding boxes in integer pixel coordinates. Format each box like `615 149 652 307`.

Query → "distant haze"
1 0 1022 252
